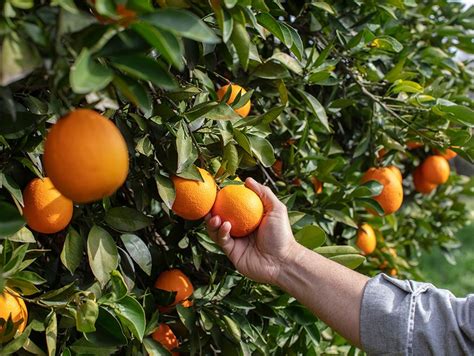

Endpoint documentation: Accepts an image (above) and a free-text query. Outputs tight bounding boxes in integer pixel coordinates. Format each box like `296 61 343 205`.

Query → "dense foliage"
0 0 473 355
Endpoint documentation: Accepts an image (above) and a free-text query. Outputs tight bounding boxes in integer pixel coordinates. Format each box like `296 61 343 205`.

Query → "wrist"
275 241 307 290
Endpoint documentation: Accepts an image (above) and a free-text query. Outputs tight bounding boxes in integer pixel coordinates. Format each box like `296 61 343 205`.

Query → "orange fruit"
421 155 450 184
361 167 403 215
356 223 376 255
434 148 458 160
0 290 28 343
154 269 193 307
152 324 179 356
406 141 423 150
22 178 73 234
387 165 403 183
413 166 437 194
43 109 129 203
211 185 264 237
171 168 217 220
216 84 251 118
310 176 323 194
389 268 397 276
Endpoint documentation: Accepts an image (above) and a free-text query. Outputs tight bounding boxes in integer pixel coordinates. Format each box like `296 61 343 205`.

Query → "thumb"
245 177 284 212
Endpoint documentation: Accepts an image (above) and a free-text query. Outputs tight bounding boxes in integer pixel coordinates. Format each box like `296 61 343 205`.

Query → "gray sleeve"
360 274 474 355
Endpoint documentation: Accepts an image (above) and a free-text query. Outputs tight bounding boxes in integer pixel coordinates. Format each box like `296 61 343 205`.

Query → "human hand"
205 177 297 285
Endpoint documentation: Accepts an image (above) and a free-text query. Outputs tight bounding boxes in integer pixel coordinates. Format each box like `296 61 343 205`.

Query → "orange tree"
0 0 473 354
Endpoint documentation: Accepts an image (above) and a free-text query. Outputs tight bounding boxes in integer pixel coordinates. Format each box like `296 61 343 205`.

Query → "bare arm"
206 178 369 348
276 243 369 347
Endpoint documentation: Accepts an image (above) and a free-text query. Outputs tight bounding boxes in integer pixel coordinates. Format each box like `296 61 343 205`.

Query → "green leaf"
61 228 84 275
222 143 239 176
294 225 326 249
0 324 32 354
76 297 99 333
325 209 358 228
248 135 276 167
0 32 41 86
120 234 152 276
370 36 403 53
387 80 423 95
6 227 35 243
84 307 128 347
329 254 366 269
109 270 128 301
105 207 153 232
176 122 198 173
0 173 23 206
176 303 195 331
155 174 176 210
46 312 57 356
435 102 474 127
110 54 177 90
0 202 25 238
311 1 336 14
87 226 119 287
222 315 241 342
142 338 170 356
113 75 152 112
131 22 184 70
142 9 219 43
70 48 113 94
296 89 330 132
114 296 146 342
230 22 250 70
315 245 360 257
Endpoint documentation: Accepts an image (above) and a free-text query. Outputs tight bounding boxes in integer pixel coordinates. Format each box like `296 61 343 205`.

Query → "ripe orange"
406 141 423 150
361 167 403 215
310 176 323 194
43 109 129 203
413 166 437 194
154 269 193 307
387 165 403 183
152 324 179 356
421 155 450 184
171 168 217 220
356 223 376 255
0 290 28 343
22 178 73 234
389 268 397 276
434 148 458 160
216 84 251 118
211 184 264 237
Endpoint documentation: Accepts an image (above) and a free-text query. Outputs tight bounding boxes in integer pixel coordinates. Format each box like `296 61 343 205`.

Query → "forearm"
277 242 369 348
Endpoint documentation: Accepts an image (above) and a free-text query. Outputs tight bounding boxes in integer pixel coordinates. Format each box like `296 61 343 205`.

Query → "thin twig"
259 164 278 191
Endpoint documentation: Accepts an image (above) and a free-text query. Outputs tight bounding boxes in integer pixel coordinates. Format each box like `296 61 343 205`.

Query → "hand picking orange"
211 184 263 237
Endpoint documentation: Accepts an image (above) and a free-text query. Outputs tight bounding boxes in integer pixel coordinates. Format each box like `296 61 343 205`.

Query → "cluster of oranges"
22 109 129 234
171 167 264 238
151 269 194 354
356 141 457 275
